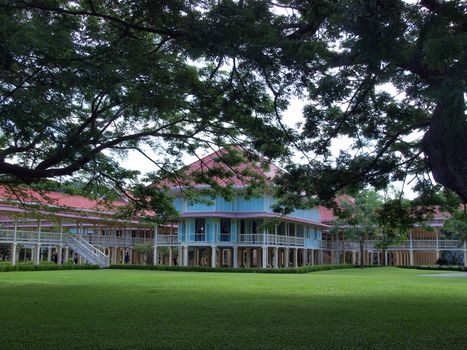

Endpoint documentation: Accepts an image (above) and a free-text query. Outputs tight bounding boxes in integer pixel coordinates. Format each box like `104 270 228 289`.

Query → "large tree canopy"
0 0 291 202
0 1 465 213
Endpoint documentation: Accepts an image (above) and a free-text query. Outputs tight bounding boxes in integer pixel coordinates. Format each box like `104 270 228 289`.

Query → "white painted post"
153 225 158 266
233 245 238 268
246 248 251 267
153 246 158 266
12 220 17 266
64 247 69 262
261 246 267 268
211 245 217 268
409 233 414 266
169 247 173 266
183 246 188 266
293 248 298 268
273 247 278 268
194 247 199 267
11 243 17 266
284 247 289 268
311 249 315 266
35 219 42 265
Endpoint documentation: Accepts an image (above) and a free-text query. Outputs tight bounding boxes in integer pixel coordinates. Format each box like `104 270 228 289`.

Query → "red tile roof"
0 186 127 213
161 147 282 189
318 195 355 223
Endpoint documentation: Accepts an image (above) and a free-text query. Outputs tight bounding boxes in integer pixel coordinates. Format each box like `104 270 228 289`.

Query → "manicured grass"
0 268 466 349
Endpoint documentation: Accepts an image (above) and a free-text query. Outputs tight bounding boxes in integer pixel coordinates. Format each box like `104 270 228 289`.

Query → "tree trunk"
422 89 467 202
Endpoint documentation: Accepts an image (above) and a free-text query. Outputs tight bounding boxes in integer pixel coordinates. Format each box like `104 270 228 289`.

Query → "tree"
133 243 153 265
375 198 428 266
2 1 465 213
444 210 467 243
334 191 381 267
0 1 291 216
265 0 466 207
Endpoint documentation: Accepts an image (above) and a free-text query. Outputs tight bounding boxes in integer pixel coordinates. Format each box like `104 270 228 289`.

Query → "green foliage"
109 263 356 274
444 209 467 242
0 263 99 273
0 1 290 221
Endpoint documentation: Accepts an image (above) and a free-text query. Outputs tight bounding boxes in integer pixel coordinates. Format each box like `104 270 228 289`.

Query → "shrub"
0 263 100 273
398 265 467 272
109 264 358 274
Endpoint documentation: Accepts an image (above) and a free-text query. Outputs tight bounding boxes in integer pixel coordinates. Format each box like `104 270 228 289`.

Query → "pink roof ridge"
161 146 283 189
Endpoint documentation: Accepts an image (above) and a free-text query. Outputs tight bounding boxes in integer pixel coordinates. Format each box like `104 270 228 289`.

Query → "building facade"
0 148 465 268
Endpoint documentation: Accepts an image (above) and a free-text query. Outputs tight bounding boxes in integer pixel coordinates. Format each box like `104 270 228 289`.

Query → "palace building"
0 148 465 268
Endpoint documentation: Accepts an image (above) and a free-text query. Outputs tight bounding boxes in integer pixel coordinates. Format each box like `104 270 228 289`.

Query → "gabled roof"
162 147 282 189
318 195 355 223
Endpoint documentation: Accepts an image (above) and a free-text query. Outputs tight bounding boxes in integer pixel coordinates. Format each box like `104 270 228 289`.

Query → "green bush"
0 263 100 273
109 264 358 274
398 265 467 272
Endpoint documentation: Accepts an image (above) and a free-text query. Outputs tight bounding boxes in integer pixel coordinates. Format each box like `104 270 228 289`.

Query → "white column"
57 245 62 265
47 247 52 262
293 248 298 268
169 247 173 266
211 245 217 268
153 246 159 266
246 248 251 267
11 243 17 266
284 247 289 268
194 247 199 267
261 246 267 268
273 247 278 268
352 251 356 265
233 246 238 268
310 249 315 266
35 244 41 265
183 246 189 266
64 247 69 262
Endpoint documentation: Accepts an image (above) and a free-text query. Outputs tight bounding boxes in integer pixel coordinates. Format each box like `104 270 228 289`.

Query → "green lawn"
0 268 466 349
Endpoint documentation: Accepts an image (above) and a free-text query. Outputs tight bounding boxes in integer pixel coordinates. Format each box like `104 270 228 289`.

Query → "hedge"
109 264 358 274
0 263 100 273
398 265 467 272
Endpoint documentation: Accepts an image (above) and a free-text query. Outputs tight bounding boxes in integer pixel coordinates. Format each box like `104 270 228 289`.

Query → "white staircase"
66 233 109 267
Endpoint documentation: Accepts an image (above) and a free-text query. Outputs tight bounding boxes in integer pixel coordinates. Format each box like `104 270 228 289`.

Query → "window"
195 218 205 233
220 219 231 234
240 220 246 234
289 223 295 236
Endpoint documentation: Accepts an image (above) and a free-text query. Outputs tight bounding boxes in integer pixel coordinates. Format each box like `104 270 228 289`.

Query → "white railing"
0 229 62 245
156 235 179 245
238 234 265 245
238 234 305 247
323 239 463 251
